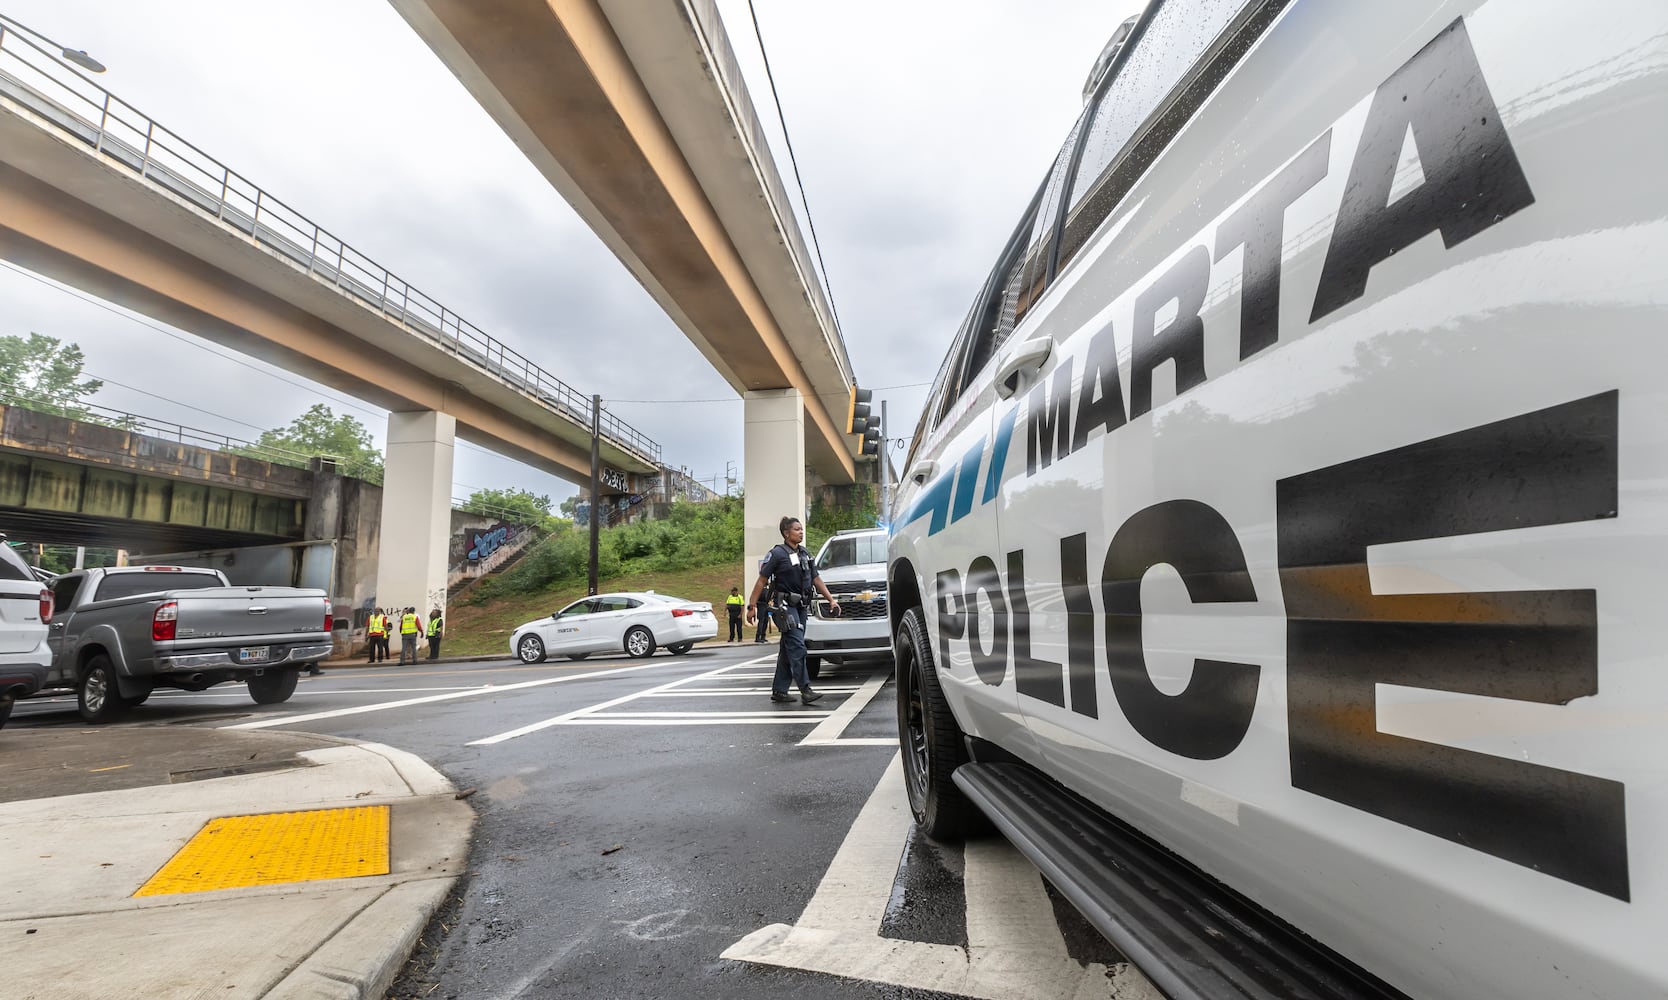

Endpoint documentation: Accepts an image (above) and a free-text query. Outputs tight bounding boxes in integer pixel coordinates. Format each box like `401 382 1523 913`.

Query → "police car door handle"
994 337 1053 399
908 459 940 485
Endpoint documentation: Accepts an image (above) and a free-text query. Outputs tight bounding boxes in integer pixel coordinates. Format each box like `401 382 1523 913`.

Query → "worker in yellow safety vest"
365 610 389 664
399 607 422 664
426 608 444 660
725 587 745 642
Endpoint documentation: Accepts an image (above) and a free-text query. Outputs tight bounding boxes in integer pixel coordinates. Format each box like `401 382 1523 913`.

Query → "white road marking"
468 655 776 745
643 687 862 696
798 672 889 747
561 717 833 727
723 753 1156 1000
218 661 678 731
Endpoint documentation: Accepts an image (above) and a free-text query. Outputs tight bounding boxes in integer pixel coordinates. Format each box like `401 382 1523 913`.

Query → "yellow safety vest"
367 614 386 636
427 616 443 638
401 613 420 635
726 594 743 608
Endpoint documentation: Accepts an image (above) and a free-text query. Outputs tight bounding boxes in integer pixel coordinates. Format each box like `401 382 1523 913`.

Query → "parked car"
0 539 52 731
889 3 1666 998
512 591 716 662
803 527 890 679
41 565 333 722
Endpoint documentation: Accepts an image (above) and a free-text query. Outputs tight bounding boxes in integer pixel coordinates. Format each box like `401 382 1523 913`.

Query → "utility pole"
879 399 890 525
588 394 601 596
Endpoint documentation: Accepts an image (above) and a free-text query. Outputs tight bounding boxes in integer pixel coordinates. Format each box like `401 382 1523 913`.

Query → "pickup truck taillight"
39 588 52 624
324 597 333 633
153 601 178 641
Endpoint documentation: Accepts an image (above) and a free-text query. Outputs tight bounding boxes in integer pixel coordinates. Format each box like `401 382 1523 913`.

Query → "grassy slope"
446 563 748 656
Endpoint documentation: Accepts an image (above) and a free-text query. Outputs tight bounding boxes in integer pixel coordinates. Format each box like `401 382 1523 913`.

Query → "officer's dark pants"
428 636 441 660
728 613 743 642
770 606 811 695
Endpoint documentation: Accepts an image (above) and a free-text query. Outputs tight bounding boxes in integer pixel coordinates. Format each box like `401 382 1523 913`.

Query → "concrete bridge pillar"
743 389 806 585
375 411 455 618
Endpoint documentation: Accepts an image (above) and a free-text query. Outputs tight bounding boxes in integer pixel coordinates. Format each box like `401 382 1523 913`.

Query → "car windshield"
555 599 592 618
93 571 224 602
818 534 886 570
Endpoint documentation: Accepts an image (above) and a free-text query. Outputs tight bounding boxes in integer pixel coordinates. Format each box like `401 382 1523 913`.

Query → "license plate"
239 646 271 663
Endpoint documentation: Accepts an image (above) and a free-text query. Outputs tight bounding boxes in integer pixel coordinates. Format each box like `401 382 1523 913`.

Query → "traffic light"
846 386 872 435
860 424 881 458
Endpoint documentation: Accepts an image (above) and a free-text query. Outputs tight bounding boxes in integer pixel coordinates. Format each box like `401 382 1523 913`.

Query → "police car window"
1005 108 1093 330
1058 0 1278 271
819 538 855 571
956 192 1043 395
0 542 31 582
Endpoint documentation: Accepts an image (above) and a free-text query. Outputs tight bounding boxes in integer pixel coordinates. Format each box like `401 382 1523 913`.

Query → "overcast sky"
1 0 1141 509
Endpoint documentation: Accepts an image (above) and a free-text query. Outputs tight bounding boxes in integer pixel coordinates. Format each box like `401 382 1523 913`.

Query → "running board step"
952 762 1408 1000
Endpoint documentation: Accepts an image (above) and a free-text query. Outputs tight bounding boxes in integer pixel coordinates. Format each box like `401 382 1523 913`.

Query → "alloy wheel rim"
86 669 108 711
520 637 539 661
906 655 930 800
629 631 648 655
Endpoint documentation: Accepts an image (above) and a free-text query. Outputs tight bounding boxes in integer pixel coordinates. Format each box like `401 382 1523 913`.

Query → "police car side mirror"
994 337 1053 400
908 459 940 485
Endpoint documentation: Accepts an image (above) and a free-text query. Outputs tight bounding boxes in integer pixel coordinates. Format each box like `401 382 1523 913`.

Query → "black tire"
248 668 300 705
0 696 12 731
78 655 129 724
668 642 693 655
517 634 547 663
805 655 822 680
896 606 978 839
566 652 591 661
624 626 656 659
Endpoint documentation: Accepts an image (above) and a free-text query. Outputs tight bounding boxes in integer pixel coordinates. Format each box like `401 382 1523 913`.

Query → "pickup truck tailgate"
0 580 44 654
173 588 326 642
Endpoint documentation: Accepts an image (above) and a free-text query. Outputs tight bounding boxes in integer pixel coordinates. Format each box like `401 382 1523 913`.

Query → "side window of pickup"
1058 0 1280 271
51 575 83 612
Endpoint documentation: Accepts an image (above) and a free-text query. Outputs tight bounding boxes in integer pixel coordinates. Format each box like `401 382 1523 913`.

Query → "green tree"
462 487 553 525
246 404 384 480
0 333 103 420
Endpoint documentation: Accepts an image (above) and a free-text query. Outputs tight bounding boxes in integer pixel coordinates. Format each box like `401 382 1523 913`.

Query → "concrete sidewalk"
2 726 473 999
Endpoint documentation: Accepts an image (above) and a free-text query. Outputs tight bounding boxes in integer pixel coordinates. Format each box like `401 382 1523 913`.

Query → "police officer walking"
746 516 840 704
398 607 422 664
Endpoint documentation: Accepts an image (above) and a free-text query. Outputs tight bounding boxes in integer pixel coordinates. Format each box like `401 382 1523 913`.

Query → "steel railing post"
94 92 110 155
307 225 320 275
216 167 230 220
139 119 155 178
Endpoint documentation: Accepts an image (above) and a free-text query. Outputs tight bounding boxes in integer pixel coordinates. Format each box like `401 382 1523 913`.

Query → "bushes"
474 496 744 599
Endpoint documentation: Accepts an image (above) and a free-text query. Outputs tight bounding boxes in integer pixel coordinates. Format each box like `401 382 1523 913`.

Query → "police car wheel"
625 626 656 658
566 652 590 661
0 696 12 731
518 635 546 663
896 606 977 839
668 642 693 655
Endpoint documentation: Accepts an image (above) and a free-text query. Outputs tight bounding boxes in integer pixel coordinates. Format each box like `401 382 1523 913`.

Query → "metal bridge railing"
0 24 661 467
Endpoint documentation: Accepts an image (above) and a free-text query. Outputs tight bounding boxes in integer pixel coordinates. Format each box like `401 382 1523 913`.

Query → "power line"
743 0 844 342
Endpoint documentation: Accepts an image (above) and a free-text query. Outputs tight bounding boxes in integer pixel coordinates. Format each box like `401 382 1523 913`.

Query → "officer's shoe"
769 691 794 703
799 688 823 705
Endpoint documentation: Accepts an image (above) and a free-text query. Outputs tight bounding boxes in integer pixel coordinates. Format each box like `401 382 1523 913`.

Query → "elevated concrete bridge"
390 0 871 564
0 22 665 611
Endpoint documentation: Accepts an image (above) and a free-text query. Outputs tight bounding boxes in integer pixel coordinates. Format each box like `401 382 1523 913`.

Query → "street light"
0 13 106 73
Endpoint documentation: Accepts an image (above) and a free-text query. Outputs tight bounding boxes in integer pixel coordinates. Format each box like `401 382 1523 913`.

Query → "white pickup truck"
41 565 332 722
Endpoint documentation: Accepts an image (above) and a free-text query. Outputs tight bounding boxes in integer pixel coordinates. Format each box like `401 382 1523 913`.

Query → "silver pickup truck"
42 566 333 722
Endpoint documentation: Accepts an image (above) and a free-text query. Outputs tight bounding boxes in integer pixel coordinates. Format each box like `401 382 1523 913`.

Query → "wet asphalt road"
8 644 1129 999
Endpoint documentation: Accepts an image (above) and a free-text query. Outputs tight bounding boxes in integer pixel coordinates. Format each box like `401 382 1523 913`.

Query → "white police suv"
888 3 1667 998
803 528 890 679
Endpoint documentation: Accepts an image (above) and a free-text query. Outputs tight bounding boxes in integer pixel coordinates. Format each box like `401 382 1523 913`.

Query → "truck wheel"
248 668 299 705
78 655 130 724
896 605 978 839
806 655 822 680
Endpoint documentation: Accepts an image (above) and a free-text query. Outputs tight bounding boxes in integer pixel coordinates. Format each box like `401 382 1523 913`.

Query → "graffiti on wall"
467 521 522 561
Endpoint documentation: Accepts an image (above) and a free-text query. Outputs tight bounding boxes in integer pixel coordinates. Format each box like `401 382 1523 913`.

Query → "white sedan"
510 591 717 663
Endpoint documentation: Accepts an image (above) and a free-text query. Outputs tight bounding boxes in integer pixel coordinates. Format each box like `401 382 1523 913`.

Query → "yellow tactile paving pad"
134 806 389 896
